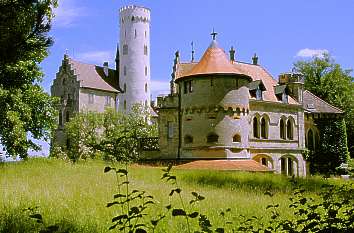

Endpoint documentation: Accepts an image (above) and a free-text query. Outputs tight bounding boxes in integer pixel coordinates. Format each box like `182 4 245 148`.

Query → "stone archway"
279 154 298 176
253 154 274 169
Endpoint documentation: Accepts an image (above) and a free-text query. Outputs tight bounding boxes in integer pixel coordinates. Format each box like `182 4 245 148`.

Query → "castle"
51 5 343 176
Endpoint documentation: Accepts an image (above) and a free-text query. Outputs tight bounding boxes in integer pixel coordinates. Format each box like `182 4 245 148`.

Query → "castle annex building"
51 6 151 145
157 34 343 176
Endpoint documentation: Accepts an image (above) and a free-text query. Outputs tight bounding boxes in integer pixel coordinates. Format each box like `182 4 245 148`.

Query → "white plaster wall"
79 89 116 112
119 6 151 112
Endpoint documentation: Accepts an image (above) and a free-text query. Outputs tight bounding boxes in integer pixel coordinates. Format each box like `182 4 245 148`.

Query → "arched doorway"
279 155 298 176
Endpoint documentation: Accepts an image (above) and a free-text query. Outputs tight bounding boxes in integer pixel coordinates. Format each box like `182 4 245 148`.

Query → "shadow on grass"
179 170 333 193
0 207 99 233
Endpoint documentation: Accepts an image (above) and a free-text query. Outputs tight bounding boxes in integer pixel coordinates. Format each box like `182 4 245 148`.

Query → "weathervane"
191 41 195 62
211 28 218 40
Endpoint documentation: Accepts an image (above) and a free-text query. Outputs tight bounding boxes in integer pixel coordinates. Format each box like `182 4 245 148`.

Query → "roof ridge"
304 90 343 112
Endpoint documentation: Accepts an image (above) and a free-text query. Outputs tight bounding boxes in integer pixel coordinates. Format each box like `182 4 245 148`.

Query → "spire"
229 46 235 62
210 28 218 40
115 43 120 71
252 53 258 65
191 41 195 62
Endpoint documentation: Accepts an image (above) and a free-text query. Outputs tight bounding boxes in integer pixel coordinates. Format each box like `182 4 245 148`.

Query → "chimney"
252 53 258 65
229 46 235 62
103 62 109 77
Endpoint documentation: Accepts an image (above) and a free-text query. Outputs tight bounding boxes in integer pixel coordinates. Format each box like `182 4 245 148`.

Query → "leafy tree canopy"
293 53 354 157
0 0 58 158
61 105 158 163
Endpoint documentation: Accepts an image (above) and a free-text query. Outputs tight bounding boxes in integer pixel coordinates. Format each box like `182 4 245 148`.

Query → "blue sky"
2 0 354 158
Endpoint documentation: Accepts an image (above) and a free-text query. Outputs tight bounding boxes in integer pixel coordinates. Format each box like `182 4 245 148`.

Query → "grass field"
0 158 348 232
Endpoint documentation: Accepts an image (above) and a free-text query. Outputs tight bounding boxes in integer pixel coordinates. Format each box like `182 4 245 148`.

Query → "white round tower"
118 5 151 112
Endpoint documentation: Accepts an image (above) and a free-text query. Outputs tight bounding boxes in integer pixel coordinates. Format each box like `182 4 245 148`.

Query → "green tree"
0 0 58 158
63 105 158 163
294 53 354 157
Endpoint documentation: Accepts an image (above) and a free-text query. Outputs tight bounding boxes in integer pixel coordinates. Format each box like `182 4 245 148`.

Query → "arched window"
253 117 259 138
287 120 293 140
261 117 267 139
280 119 285 139
308 129 314 151
261 158 267 166
233 134 241 142
66 111 70 122
123 44 128 55
207 133 218 143
184 135 193 144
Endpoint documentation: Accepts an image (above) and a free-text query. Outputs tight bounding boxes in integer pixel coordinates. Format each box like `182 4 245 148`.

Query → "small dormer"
274 85 289 103
249 80 266 100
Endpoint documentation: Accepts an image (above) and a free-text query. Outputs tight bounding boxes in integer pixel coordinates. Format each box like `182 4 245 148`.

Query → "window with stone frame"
253 117 259 138
167 121 173 139
261 117 268 139
286 119 293 140
280 118 286 139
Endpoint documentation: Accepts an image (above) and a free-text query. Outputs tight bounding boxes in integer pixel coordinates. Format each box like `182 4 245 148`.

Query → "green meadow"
0 158 348 232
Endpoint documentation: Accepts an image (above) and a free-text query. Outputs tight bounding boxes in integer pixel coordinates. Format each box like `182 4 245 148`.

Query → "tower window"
124 100 126 110
89 93 94 104
207 133 219 143
131 16 134 21
232 134 241 142
145 83 147 93
145 31 147 38
145 66 148 76
144 45 148 55
184 135 193 144
134 29 137 38
124 66 127 76
123 44 128 55
124 83 126 93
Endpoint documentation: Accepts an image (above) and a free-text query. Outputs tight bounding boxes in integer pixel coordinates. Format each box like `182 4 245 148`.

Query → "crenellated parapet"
120 5 150 24
157 95 178 109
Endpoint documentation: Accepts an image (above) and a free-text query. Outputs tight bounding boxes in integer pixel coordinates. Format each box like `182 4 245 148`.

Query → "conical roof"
181 40 244 78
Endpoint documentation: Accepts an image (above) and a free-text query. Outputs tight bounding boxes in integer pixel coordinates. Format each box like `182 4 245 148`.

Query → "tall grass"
0 158 346 232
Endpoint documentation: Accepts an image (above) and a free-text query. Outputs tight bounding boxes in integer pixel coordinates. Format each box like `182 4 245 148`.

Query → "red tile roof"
176 160 272 172
181 40 246 78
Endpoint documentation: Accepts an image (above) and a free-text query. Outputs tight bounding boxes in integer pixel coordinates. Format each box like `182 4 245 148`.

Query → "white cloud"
296 48 329 58
76 51 114 64
53 0 88 28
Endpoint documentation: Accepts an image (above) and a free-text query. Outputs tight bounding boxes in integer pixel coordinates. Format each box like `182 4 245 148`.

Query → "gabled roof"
303 90 343 114
67 57 121 93
180 40 248 79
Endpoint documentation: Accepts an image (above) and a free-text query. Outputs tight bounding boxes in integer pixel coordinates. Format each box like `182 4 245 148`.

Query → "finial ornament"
191 41 195 62
211 28 218 40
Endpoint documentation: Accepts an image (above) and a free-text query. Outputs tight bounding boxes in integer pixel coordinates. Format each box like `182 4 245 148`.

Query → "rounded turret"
118 5 151 111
